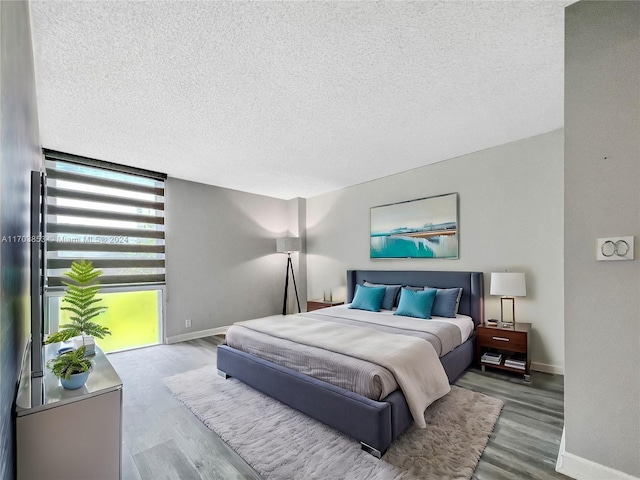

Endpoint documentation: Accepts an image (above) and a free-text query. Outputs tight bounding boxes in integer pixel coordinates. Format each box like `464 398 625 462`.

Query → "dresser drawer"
478 329 527 352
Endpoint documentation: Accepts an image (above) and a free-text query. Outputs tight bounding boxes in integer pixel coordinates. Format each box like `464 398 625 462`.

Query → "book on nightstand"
481 352 502 364
504 358 526 370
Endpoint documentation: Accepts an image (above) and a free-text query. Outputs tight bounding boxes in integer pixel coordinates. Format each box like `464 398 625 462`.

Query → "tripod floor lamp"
276 237 301 315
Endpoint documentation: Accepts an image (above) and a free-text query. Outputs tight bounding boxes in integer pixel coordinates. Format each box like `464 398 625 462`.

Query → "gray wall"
306 130 564 372
165 178 294 338
0 1 43 478
564 1 640 476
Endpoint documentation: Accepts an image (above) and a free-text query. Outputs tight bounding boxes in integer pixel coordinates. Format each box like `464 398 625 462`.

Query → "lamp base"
500 297 516 324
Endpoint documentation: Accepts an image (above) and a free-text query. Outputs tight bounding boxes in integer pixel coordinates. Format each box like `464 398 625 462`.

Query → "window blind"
44 149 166 289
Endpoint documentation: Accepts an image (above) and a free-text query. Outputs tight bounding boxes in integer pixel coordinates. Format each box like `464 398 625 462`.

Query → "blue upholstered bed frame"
217 270 484 457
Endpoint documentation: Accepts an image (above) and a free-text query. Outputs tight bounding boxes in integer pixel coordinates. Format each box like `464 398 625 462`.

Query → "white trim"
531 361 564 375
165 326 229 344
556 428 640 480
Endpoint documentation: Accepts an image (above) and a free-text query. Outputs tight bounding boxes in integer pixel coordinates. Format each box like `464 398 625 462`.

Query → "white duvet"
235 314 451 428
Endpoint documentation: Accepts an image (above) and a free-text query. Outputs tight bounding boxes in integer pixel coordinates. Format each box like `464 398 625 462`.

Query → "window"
44 150 166 351
45 288 163 353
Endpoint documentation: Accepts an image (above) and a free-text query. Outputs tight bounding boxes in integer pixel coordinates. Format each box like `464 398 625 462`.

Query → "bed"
217 270 484 457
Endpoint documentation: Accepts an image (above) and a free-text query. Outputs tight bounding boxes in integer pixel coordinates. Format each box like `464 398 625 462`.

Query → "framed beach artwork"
370 193 459 259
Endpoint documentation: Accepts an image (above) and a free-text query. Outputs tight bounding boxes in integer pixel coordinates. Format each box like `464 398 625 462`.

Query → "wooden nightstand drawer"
478 328 527 352
307 300 344 312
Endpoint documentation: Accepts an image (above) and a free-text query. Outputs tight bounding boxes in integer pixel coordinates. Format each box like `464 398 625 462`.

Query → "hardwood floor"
109 337 260 480
457 369 568 480
108 337 568 480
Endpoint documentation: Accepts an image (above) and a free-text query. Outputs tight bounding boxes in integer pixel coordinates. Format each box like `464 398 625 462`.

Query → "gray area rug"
165 366 503 480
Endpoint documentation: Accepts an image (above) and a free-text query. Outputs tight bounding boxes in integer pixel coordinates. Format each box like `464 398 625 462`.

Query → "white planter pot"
71 335 96 356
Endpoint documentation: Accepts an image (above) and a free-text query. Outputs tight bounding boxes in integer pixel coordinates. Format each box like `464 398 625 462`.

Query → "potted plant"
47 346 93 389
45 259 111 355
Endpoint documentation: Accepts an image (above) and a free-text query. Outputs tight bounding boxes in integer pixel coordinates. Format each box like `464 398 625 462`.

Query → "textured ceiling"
30 1 568 200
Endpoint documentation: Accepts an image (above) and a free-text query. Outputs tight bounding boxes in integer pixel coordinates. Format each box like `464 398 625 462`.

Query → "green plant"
45 259 111 344
47 346 92 379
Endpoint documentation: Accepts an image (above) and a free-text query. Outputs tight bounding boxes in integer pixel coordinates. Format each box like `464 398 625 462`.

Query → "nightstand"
307 300 344 312
476 322 531 381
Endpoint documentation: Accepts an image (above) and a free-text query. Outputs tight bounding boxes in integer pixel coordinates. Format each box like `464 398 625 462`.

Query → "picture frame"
370 192 458 259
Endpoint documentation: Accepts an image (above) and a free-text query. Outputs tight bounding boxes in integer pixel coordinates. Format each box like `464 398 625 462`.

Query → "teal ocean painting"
370 193 458 259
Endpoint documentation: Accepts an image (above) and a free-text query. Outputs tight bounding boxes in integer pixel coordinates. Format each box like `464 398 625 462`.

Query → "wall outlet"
185 318 192 328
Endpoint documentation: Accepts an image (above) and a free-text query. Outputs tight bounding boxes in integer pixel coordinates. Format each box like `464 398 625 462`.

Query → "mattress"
224 306 471 401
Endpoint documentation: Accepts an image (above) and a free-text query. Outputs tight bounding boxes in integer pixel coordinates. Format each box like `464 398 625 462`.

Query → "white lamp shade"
276 237 301 253
490 272 526 297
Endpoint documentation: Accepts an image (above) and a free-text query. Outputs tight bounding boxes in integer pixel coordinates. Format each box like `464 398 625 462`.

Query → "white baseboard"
556 428 640 480
165 326 230 344
531 361 564 375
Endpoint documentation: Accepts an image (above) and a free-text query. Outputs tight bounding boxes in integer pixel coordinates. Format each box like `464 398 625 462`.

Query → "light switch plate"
597 236 634 261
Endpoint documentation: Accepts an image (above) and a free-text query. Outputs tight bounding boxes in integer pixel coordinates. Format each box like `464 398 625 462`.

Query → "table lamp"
490 272 526 323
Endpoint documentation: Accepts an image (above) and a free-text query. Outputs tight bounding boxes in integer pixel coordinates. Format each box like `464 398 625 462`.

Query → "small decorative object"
370 193 458 259
490 272 526 323
47 346 92 389
276 237 301 315
45 259 110 355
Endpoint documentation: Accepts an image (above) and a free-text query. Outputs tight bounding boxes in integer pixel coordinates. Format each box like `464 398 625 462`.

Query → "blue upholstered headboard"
346 270 484 326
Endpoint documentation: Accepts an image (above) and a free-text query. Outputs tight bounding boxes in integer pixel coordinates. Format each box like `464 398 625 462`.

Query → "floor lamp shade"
490 272 526 323
276 237 301 253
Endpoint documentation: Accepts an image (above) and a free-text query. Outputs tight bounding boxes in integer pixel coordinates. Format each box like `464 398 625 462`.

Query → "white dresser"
15 344 123 480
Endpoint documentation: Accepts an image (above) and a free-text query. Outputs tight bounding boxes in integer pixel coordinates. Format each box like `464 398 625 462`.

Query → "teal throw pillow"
349 284 386 312
394 288 437 319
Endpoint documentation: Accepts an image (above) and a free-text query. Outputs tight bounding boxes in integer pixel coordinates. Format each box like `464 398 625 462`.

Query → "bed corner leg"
360 442 385 458
217 370 230 379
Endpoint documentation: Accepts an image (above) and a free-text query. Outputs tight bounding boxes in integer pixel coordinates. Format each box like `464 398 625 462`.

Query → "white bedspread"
235 315 451 428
